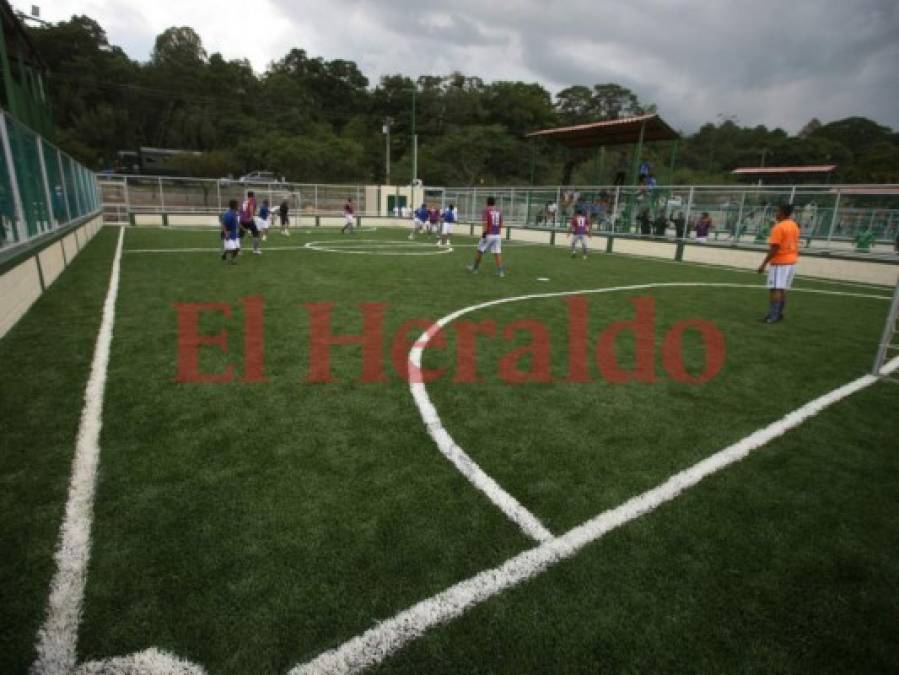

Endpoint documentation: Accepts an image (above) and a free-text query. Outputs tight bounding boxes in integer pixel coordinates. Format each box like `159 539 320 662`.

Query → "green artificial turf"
1 225 896 674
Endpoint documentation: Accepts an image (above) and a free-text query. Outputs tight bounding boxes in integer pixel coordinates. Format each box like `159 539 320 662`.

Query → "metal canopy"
525 114 679 149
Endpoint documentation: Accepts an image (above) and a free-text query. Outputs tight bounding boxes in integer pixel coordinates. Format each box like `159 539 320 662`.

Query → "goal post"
872 279 899 377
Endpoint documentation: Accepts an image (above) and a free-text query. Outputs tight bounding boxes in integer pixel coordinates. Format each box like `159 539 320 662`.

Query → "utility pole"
383 117 392 185
411 85 417 187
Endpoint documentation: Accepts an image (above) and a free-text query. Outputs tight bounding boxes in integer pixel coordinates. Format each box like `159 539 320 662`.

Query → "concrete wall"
37 241 66 287
0 215 104 340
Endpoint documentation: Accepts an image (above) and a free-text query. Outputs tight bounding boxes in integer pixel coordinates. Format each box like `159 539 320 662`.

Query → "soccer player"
240 190 261 255
428 205 440 235
439 203 456 247
467 196 505 277
568 207 591 259
409 203 428 240
278 200 290 236
256 199 271 241
220 199 241 264
757 203 800 324
341 197 355 234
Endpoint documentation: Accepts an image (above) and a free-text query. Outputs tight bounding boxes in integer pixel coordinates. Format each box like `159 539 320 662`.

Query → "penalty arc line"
295 345 899 674
406 282 890 545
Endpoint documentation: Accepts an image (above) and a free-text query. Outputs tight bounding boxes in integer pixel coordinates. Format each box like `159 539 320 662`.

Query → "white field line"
296 349 899 675
407 282 890 542
121 232 895 292
73 648 206 674
31 227 125 675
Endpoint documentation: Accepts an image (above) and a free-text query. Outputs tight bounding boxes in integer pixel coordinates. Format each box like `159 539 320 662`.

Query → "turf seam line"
295 351 899 674
30 228 125 674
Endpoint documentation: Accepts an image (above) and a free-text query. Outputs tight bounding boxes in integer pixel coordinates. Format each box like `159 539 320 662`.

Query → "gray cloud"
28 0 899 133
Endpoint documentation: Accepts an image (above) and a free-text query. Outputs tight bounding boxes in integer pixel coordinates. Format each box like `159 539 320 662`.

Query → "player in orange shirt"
757 203 800 323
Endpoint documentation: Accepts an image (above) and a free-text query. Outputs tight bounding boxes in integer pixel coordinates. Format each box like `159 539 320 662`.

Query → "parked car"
219 171 286 187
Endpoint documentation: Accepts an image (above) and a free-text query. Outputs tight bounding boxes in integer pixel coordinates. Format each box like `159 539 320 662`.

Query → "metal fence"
97 175 899 254
439 184 899 253
97 175 376 224
0 108 100 252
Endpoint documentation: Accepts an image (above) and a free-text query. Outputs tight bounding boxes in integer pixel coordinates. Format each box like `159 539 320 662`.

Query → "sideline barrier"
0 214 104 339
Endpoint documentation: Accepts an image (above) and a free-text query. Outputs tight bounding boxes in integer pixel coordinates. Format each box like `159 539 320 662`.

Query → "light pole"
382 117 392 185
411 85 417 187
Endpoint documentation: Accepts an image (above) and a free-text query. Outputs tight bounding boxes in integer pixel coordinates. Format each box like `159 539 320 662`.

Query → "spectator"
695 212 713 242
671 211 686 239
638 209 652 235
639 160 651 179
653 212 668 237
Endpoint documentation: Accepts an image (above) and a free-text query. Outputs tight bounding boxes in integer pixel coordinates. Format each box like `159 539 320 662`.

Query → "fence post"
0 113 26 242
511 188 516 225
36 136 55 229
826 189 841 248
216 181 221 211
683 186 695 242
314 185 319 213
611 185 620 234
158 177 165 212
57 149 72 223
555 185 561 227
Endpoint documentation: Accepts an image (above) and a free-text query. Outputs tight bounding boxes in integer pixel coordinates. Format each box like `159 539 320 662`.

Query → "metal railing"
0 108 101 254
97 175 899 255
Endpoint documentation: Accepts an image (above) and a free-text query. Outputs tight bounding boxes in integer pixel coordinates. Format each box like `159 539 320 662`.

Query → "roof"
526 114 679 149
732 165 837 175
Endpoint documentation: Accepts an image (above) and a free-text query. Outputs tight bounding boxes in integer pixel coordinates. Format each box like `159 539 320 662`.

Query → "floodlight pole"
383 117 392 185
411 85 417 187
668 139 679 184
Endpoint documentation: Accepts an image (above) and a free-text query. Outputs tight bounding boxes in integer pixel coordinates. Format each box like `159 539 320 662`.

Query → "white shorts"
767 263 796 290
223 237 240 251
696 236 707 243
344 214 354 225
255 216 270 231
413 218 424 229
441 222 453 235
571 233 588 247
478 234 502 254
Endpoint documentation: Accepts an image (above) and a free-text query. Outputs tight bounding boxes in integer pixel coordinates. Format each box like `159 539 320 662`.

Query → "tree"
151 27 207 67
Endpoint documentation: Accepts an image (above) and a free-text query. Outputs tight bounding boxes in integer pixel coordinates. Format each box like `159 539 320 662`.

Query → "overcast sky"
21 0 899 133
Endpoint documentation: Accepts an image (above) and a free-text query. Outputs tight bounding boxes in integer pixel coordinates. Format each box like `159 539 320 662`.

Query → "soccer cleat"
466 264 478 273
253 250 262 255
221 252 227 261
497 269 505 278
570 250 576 258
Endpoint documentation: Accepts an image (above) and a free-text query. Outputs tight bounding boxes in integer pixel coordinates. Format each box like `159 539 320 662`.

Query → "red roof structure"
526 114 679 149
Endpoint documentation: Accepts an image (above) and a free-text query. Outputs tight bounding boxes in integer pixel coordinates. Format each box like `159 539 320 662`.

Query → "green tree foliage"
27 16 898 186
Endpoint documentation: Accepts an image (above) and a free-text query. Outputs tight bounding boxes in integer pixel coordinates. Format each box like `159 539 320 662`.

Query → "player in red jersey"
466 196 505 277
568 207 591 259
341 198 355 234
